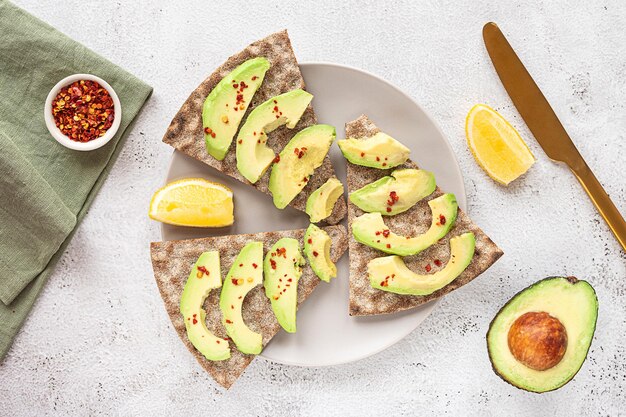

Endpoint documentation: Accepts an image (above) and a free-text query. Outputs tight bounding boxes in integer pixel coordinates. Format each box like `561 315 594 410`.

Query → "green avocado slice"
236 89 313 183
219 242 263 354
179 251 230 361
487 277 598 393
305 177 345 223
269 124 336 209
337 132 410 169
304 224 337 282
368 232 475 295
202 57 270 160
349 169 435 215
352 194 458 256
263 238 305 333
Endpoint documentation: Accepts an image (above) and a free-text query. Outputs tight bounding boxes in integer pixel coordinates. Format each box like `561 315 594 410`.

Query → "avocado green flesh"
368 232 475 295
337 132 410 169
264 238 305 333
352 194 458 256
202 57 270 160
350 169 435 215
269 124 336 209
219 242 264 354
180 251 230 361
305 178 344 223
236 89 313 183
304 224 337 282
487 277 598 393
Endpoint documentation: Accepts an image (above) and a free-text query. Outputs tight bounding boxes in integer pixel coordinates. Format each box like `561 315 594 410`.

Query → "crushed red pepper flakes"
231 278 239 285
274 155 281 163
225 319 233 324
386 243 391 249
196 266 209 278
425 264 432 272
382 229 390 238
439 214 447 225
312 251 319 257
270 259 277 270
52 80 114 142
307 238 312 244
252 263 258 269
434 259 442 267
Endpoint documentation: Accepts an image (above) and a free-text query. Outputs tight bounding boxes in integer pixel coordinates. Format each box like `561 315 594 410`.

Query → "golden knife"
483 22 626 251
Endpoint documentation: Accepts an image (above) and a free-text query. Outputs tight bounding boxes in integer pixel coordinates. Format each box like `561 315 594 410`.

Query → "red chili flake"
197 266 209 278
274 155 280 163
231 278 239 285
287 278 292 282
434 259 442 267
204 127 211 135
294 147 307 158
386 207 392 213
382 163 387 167
253 131 257 136
211 132 216 138
251 76 258 81
439 214 446 225
382 229 390 238
303 177 308 183
425 264 432 272
192 313 198 325
273 106 279 112
312 251 319 257
231 305 234 310
376 156 380 162
225 319 233 324
239 263 243 267
216 340 221 344
375 231 381 236
270 259 277 270
386 244 391 249
252 263 258 269
307 238 312 244
360 152 365 157
387 191 399 207
238 139 242 144
273 99 278 104
232 83 238 89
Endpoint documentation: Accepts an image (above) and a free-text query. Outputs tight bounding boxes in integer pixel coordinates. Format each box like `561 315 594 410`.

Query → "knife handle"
570 161 626 251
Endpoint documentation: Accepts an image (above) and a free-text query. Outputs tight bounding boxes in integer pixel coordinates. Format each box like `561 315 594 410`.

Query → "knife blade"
483 22 626 251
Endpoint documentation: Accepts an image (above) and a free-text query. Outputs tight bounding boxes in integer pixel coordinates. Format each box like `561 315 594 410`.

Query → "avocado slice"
202 57 270 160
219 242 264 354
179 251 230 361
352 194 458 256
368 232 475 295
487 277 598 393
269 124 336 209
337 132 410 169
236 89 313 183
263 238 305 333
305 177 345 223
350 169 435 215
304 224 337 282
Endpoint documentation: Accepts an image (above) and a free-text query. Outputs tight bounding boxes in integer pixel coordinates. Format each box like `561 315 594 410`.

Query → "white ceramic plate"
162 63 466 366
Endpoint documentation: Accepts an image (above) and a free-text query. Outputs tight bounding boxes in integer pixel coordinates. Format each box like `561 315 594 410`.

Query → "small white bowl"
44 74 122 151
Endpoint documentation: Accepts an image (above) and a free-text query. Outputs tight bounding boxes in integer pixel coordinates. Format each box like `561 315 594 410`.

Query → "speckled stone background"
1 1 625 415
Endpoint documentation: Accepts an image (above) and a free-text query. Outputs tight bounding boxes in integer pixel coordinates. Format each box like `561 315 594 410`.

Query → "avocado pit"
507 311 567 371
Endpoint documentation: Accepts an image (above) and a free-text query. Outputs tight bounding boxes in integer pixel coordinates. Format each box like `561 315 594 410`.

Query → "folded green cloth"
0 0 152 360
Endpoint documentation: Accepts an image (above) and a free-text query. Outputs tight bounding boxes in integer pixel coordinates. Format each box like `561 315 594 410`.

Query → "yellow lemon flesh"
466 104 535 185
149 178 234 227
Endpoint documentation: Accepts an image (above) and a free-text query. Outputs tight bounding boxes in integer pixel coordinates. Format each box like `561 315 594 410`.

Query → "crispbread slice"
162 30 346 224
150 225 348 389
345 115 503 316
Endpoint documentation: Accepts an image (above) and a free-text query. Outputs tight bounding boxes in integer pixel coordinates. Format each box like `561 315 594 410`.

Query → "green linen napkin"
0 0 152 360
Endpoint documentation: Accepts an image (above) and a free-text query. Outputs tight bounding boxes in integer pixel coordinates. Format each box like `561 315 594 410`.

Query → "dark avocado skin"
486 276 599 393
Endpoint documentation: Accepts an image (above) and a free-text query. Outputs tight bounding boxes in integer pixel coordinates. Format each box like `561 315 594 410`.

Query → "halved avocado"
202 57 270 160
352 194 458 256
305 177 344 223
304 224 337 282
263 238 305 333
337 132 410 169
349 169 435 215
269 124 336 209
219 242 263 354
179 251 230 361
368 232 475 295
236 89 313 183
487 277 598 393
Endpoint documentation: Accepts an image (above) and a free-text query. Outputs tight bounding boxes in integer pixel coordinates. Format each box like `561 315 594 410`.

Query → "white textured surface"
2 0 625 415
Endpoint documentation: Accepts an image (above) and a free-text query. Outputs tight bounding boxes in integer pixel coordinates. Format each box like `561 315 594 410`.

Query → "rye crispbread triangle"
150 225 347 389
345 115 503 316
162 30 346 224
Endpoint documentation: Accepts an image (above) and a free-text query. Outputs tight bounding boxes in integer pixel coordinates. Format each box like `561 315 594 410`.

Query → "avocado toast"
162 30 347 224
344 115 503 316
150 225 348 389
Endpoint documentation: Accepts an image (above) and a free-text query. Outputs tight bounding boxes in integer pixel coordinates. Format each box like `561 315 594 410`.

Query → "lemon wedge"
466 104 535 185
149 178 234 227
